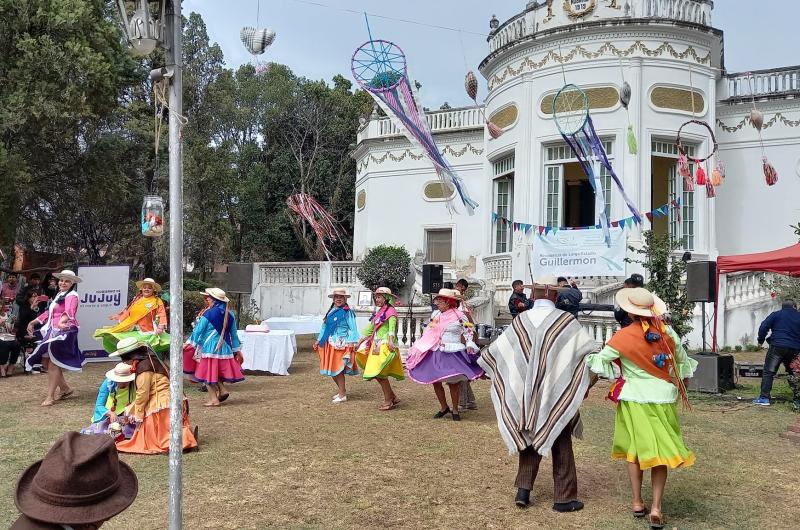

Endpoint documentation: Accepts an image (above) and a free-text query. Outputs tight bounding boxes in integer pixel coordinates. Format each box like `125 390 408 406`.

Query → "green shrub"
734 345 743 352
721 346 733 353
356 245 411 294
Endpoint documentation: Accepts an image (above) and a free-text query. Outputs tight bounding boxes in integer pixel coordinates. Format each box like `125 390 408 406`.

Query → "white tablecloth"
238 330 296 375
263 316 323 335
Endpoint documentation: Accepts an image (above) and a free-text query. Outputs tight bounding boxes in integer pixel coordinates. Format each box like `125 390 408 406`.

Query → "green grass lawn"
1 349 798 529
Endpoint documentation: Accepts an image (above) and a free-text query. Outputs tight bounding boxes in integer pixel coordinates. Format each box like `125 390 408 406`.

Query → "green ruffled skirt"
612 401 695 470
94 329 171 354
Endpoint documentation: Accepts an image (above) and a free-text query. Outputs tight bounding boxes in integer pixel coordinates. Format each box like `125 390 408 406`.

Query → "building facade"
350 0 800 347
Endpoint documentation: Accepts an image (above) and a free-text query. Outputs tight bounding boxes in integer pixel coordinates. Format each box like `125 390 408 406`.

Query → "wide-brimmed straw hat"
52 270 82 284
327 288 351 299
109 337 147 358
14 432 138 525
204 287 229 303
616 287 668 318
433 288 463 302
105 362 136 383
135 278 162 293
523 276 564 291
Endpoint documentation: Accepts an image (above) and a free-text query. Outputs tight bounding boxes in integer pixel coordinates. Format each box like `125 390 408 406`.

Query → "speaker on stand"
421 264 443 295
686 260 716 352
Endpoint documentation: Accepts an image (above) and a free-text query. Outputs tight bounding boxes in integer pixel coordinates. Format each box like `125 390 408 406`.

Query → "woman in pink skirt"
183 288 244 406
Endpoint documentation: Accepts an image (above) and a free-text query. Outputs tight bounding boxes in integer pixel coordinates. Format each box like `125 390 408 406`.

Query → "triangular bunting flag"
538 226 546 235
551 227 559 236
645 212 654 222
611 221 620 228
492 212 498 222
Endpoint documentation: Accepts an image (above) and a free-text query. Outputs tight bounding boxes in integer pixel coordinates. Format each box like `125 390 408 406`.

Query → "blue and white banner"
531 228 627 278
77 265 130 360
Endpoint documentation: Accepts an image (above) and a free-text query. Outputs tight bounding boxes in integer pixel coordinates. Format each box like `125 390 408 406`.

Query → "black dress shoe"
553 500 584 512
451 412 461 421
515 488 531 508
433 407 451 418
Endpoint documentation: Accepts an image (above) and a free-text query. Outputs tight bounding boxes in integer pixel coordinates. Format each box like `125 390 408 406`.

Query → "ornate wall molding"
357 144 485 174
487 40 712 91
716 112 800 133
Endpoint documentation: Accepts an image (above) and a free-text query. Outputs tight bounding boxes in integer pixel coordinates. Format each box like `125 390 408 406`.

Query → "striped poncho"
478 309 596 456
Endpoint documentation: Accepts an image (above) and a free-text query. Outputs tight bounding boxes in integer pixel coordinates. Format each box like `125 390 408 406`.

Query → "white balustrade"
489 12 531 54
483 253 513 285
259 263 321 285
725 68 800 100
363 106 484 141
724 272 771 307
331 262 361 286
581 313 619 346
641 0 710 25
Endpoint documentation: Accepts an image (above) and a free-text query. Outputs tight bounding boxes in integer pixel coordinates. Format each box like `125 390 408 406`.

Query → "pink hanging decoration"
677 152 691 178
705 179 716 198
762 157 778 186
464 71 478 102
695 161 707 185
487 121 504 139
711 159 725 186
286 193 342 256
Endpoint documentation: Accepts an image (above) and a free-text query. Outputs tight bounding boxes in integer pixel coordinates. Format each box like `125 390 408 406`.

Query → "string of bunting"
492 199 682 235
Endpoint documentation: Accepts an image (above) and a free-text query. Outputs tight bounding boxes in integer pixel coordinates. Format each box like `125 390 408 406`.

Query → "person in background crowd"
480 276 596 512
25 270 85 406
614 274 645 328
455 278 478 411
587 287 696 530
407 288 483 421
13 292 47 376
42 273 59 300
314 288 360 403
15 273 41 307
10 432 138 529
556 277 583 317
183 288 244 407
752 299 800 408
356 287 404 411
508 280 533 318
2 272 19 304
0 298 21 377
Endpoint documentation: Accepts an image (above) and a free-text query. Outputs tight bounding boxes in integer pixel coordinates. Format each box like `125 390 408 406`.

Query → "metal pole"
165 1 184 528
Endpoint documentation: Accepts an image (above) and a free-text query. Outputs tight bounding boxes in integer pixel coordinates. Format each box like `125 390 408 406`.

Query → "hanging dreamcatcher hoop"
676 120 718 162
553 84 590 136
676 119 718 195
351 40 407 93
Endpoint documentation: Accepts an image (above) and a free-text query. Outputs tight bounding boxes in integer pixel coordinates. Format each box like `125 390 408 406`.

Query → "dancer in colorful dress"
184 288 244 407
586 287 696 529
112 337 198 454
94 278 169 354
356 287 404 410
314 288 360 403
407 288 482 421
25 270 85 407
80 362 136 439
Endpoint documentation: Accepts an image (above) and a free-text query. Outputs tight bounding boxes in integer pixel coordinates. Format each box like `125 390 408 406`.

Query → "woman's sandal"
633 506 648 518
218 392 230 403
58 389 74 400
378 402 396 411
434 407 451 418
41 399 55 407
649 513 665 529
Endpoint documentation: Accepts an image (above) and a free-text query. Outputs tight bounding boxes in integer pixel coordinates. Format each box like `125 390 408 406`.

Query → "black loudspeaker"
226 263 254 294
687 353 735 393
686 261 717 302
422 264 444 294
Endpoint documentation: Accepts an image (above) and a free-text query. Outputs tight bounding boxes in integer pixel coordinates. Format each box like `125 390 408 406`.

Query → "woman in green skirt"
587 287 697 530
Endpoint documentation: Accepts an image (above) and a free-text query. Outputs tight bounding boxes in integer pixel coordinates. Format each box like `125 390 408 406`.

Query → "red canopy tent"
713 243 800 350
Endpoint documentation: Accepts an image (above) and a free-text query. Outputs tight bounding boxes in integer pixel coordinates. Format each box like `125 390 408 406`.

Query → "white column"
628 56 646 278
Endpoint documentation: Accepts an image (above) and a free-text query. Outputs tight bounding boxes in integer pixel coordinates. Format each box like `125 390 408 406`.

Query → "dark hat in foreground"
14 432 138 525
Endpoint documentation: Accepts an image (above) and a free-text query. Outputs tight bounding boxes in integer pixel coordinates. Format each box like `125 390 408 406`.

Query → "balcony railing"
640 0 711 25
260 262 321 285
725 272 771 308
723 67 800 101
360 106 484 141
483 253 513 286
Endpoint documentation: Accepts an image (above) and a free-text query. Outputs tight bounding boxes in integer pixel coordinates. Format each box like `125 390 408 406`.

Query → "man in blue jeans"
753 300 800 408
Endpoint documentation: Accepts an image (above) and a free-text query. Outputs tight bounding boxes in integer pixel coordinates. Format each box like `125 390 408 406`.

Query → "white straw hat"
328 288 351 299
204 287 229 303
433 288 463 302
615 287 668 318
105 362 136 383
135 278 162 293
52 270 82 284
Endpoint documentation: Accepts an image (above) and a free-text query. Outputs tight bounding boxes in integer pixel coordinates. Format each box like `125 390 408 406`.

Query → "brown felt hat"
14 432 138 525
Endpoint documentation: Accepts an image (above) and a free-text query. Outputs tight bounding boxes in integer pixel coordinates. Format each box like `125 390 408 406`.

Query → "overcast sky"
182 0 799 107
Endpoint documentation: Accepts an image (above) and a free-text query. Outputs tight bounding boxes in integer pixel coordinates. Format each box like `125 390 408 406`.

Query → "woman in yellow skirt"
314 288 360 403
356 287 404 410
586 288 697 530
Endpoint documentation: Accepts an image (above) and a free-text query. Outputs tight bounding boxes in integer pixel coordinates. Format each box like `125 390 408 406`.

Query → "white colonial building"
347 0 800 347
251 1 799 349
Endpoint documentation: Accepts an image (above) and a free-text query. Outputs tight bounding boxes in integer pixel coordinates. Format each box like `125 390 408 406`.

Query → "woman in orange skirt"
111 337 198 455
314 288 360 403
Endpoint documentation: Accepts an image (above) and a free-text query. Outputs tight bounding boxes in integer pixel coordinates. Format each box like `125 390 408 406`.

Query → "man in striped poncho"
478 276 597 512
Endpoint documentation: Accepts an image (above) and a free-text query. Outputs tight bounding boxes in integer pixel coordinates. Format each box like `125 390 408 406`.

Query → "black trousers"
760 345 800 399
0 340 20 365
515 423 578 503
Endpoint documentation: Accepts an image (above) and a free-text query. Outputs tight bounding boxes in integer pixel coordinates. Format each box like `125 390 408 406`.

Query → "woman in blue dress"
313 288 360 403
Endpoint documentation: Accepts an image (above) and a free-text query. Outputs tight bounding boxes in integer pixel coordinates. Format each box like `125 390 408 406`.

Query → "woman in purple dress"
26 270 85 406
406 288 483 421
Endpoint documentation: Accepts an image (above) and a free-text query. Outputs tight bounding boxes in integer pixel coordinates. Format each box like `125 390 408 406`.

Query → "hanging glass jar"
141 195 165 237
